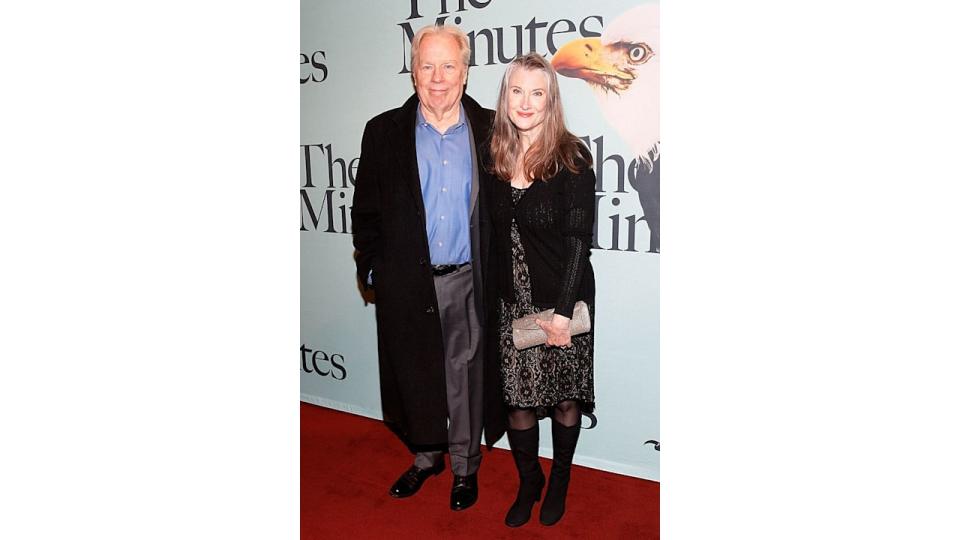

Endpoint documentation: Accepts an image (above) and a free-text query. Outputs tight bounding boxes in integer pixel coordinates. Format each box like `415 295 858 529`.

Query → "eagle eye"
628 43 654 64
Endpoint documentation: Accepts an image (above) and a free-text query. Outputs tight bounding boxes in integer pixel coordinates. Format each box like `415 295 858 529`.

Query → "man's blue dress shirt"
415 104 473 265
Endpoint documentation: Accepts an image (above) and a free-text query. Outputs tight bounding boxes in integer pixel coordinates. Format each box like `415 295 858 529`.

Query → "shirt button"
442 160 448 165
441 187 447 192
440 215 445 220
438 242 443 247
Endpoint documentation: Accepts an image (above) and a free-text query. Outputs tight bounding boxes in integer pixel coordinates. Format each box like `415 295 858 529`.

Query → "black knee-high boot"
504 425 545 527
540 418 581 526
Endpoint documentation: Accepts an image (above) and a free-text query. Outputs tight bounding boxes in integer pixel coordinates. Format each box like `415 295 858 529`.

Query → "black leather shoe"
450 473 478 511
389 463 444 498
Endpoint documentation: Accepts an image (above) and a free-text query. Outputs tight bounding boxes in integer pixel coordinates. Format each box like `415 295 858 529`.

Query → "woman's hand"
535 313 572 348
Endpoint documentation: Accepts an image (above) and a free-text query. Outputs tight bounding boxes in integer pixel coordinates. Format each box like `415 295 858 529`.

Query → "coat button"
419 258 426 265
426 306 435 314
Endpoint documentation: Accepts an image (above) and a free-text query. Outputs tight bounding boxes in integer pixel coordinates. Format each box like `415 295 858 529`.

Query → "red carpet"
301 402 659 539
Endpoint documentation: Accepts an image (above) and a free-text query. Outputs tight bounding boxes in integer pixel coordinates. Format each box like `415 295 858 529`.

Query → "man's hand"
535 313 572 348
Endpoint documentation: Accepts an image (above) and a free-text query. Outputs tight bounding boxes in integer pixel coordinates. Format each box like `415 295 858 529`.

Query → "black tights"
507 400 581 430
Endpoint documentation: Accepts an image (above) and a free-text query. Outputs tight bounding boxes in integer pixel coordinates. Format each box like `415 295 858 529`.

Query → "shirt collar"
417 103 467 133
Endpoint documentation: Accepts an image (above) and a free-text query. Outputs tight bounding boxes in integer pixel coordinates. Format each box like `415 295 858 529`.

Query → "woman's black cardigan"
488 156 596 319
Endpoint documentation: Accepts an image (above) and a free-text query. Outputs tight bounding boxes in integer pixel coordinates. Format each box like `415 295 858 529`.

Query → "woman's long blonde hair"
490 53 591 182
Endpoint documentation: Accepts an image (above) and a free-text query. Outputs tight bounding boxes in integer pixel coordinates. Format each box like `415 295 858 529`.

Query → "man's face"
413 34 467 114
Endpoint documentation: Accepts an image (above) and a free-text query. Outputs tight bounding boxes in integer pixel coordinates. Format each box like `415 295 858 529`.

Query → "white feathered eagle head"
552 4 659 172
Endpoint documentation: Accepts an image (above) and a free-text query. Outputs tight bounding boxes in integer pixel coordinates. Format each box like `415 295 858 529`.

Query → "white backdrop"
301 0 659 481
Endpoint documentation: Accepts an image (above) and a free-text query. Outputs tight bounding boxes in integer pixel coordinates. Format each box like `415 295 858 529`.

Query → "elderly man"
351 24 505 511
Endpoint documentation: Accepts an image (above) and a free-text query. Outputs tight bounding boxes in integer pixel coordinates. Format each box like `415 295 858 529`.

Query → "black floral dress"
499 186 595 415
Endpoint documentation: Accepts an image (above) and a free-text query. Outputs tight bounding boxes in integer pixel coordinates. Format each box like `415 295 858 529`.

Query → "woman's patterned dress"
498 186 595 415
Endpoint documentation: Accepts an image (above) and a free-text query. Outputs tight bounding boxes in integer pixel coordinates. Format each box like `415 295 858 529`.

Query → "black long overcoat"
351 93 506 448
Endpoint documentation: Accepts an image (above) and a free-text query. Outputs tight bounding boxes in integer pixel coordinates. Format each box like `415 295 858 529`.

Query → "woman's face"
507 68 549 140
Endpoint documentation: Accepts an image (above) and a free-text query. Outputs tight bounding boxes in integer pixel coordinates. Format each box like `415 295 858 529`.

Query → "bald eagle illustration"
552 4 660 253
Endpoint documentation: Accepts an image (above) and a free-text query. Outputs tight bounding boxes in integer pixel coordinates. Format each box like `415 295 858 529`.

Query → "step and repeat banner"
301 0 659 481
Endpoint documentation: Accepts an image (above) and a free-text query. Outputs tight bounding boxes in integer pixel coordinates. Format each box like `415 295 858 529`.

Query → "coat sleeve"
351 120 381 290
554 158 596 318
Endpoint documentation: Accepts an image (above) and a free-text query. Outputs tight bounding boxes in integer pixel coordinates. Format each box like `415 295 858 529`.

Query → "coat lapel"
466 116 480 216
389 95 428 231
462 94 491 218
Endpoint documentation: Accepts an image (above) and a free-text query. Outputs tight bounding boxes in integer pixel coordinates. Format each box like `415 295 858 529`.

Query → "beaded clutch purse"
511 301 591 350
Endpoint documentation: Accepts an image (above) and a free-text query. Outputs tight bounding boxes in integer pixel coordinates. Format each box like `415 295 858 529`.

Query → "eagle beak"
552 37 603 80
552 38 635 93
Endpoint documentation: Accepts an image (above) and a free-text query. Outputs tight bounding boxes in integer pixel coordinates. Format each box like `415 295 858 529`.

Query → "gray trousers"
413 264 484 476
